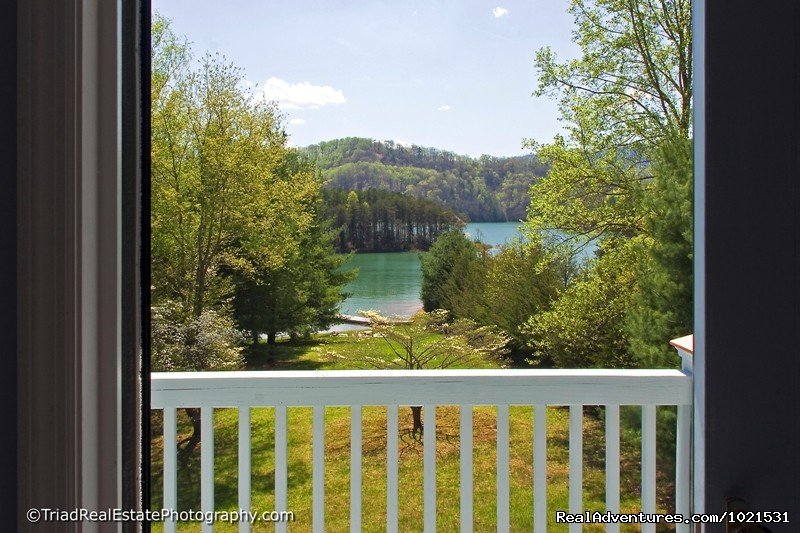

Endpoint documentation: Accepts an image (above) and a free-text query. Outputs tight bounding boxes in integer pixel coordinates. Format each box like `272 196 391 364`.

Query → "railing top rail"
153 368 686 380
151 369 691 408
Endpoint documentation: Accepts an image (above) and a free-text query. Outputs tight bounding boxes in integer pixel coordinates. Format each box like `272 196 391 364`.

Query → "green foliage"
522 239 643 368
152 15 311 318
151 15 349 366
518 0 693 369
419 230 486 315
303 137 548 222
476 241 564 361
420 232 567 363
322 187 462 252
232 186 356 344
626 137 693 367
521 3 693 492
526 0 692 245
151 301 245 372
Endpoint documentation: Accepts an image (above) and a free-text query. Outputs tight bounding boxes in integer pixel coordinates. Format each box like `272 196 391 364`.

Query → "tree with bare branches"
326 310 510 435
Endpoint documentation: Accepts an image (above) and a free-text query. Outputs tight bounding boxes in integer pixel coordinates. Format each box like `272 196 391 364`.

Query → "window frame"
16 0 800 528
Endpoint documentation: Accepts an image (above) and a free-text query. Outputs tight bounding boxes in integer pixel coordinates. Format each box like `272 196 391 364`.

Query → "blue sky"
154 0 579 157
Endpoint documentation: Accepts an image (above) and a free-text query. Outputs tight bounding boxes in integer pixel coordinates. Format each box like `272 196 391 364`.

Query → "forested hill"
301 137 547 222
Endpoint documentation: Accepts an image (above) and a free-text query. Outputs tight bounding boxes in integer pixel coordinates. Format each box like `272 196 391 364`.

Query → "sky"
153 0 579 157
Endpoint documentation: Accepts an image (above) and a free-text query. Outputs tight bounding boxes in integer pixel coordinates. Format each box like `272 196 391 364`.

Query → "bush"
151 301 245 372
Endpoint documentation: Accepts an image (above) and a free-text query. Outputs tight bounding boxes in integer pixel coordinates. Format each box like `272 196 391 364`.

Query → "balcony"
151 339 694 533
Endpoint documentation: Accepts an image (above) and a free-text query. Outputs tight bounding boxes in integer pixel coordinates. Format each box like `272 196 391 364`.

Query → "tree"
322 187 462 252
150 15 349 451
477 241 564 363
419 229 487 316
522 239 643 369
520 0 693 369
326 310 510 434
626 137 693 367
526 0 692 246
303 137 546 223
232 179 355 345
520 1 693 496
151 14 315 319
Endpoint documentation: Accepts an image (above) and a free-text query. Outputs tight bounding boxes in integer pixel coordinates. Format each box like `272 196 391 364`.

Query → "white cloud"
438 105 452 111
492 6 509 18
261 77 346 109
289 118 307 125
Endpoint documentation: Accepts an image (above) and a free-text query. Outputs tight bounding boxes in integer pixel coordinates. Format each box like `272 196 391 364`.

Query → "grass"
151 332 676 532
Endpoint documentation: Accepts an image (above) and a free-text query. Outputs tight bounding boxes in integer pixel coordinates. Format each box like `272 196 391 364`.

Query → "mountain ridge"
300 137 547 222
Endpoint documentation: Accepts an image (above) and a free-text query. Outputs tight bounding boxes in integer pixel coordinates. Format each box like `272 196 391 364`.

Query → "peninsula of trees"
322 188 462 253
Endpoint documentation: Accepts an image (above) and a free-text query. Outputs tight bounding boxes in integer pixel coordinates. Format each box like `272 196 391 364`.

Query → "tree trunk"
180 407 202 455
267 331 277 345
410 405 423 436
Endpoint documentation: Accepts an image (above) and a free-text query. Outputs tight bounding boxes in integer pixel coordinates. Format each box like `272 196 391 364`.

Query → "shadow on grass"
243 339 326 370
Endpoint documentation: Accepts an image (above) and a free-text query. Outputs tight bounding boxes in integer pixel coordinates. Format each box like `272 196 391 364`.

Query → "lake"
337 222 524 320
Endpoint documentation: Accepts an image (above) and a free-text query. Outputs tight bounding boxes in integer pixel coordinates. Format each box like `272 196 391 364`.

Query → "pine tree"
626 137 693 367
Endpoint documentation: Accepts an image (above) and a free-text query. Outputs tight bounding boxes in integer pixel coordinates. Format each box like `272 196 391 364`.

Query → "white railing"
152 363 693 533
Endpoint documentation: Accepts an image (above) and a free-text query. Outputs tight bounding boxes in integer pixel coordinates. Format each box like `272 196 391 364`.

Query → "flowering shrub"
151 301 245 372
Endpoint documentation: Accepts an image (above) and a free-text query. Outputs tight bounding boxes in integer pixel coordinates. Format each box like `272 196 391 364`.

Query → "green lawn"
150 333 675 532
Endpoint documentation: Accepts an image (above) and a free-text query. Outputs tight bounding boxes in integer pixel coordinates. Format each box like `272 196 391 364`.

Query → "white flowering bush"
151 301 246 372
325 309 511 436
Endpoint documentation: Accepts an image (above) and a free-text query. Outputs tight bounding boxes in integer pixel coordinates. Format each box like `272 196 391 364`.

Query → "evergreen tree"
419 229 486 315
626 137 693 367
520 0 692 369
231 156 355 345
323 188 461 252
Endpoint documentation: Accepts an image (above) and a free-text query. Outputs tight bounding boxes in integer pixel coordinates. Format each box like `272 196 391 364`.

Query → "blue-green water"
339 252 424 318
338 222 524 319
464 221 525 247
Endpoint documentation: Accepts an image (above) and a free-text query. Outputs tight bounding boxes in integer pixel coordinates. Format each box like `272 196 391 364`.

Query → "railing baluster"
569 405 583 533
201 407 215 533
605 405 620 533
313 405 325 533
533 405 547 533
460 405 473 533
163 407 177 533
275 406 288 533
350 405 362 533
497 404 510 531
387 405 399 533
641 405 657 533
424 404 436 532
676 403 691 533
238 407 251 533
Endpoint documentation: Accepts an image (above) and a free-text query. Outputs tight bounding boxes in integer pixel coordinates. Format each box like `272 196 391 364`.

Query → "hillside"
301 137 547 222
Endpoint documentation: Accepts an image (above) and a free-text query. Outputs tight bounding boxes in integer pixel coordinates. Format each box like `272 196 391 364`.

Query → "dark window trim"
122 0 151 525
1 1 17 529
